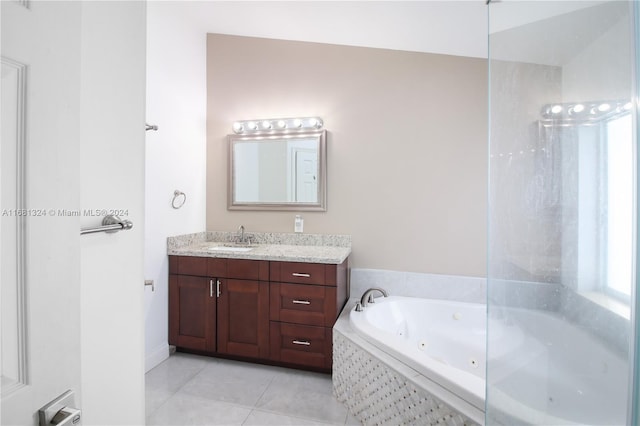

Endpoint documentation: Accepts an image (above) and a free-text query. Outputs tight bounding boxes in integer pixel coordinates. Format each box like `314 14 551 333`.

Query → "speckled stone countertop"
167 231 351 264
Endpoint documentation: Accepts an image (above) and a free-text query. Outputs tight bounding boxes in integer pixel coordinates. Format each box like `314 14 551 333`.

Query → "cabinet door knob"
292 340 311 346
216 279 221 297
292 273 311 278
292 300 311 305
209 280 214 298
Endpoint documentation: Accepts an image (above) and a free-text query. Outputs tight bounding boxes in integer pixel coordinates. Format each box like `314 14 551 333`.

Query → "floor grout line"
145 356 214 420
146 353 353 425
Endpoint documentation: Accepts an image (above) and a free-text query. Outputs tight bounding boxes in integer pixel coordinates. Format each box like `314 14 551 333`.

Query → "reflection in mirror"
539 100 633 301
228 130 326 211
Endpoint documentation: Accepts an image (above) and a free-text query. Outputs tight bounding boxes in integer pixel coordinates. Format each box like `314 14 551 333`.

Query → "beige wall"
207 34 487 276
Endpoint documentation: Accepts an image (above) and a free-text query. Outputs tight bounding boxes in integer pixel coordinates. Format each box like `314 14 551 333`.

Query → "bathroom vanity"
167 232 350 372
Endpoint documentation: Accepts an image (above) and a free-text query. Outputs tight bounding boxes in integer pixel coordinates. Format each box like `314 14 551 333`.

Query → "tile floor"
146 352 360 425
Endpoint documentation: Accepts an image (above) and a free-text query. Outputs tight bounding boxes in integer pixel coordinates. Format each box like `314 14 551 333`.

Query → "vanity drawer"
176 256 209 277
269 322 331 370
226 259 269 281
270 283 336 327
170 256 267 280
270 261 327 285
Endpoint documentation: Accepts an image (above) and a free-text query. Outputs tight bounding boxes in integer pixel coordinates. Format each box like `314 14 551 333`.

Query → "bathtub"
347 296 500 417
335 295 628 425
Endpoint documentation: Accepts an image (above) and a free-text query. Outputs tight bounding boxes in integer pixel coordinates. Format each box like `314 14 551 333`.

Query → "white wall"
78 1 146 425
144 2 207 371
79 2 146 424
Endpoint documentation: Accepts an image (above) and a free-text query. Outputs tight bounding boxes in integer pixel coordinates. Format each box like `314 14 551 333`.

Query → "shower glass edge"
631 2 640 424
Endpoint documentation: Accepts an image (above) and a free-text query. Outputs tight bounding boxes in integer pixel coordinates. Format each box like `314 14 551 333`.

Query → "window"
605 113 633 300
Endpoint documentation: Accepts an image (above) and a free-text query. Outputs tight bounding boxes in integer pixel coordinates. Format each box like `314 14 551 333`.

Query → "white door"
2 1 83 424
294 149 318 203
2 2 146 425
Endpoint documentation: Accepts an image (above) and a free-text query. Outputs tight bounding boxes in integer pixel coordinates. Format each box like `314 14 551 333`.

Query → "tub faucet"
356 287 388 311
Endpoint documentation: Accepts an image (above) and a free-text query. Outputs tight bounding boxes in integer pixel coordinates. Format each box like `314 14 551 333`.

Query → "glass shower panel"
487 2 635 424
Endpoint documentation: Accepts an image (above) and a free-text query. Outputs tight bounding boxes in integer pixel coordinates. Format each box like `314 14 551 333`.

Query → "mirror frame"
227 129 327 211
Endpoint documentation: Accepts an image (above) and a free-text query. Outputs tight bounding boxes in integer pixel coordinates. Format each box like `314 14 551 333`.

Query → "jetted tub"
348 297 499 414
342 295 628 425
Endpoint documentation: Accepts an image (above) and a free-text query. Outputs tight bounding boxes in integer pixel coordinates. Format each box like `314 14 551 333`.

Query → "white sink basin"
208 246 254 253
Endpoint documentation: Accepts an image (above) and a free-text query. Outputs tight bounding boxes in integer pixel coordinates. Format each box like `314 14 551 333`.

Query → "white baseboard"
145 342 170 373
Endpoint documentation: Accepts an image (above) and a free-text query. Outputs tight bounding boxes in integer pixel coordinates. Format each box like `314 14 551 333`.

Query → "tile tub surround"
350 268 486 304
167 231 351 264
333 301 483 426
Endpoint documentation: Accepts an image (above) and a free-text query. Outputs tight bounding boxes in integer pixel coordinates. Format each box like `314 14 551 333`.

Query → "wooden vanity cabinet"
269 259 349 371
169 254 349 372
168 256 269 359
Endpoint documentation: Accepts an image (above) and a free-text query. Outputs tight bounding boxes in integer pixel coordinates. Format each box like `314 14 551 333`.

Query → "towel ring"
172 190 186 209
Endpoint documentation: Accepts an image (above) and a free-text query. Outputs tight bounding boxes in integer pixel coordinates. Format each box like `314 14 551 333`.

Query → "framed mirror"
228 129 327 211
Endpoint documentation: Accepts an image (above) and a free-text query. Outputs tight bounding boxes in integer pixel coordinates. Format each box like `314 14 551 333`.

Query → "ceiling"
489 1 625 66
160 1 617 63
165 1 489 59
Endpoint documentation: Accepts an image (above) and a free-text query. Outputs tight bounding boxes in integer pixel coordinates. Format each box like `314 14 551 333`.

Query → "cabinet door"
169 274 216 352
217 279 269 359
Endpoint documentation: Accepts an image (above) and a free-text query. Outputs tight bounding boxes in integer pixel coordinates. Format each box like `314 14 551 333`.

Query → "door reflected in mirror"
228 130 326 211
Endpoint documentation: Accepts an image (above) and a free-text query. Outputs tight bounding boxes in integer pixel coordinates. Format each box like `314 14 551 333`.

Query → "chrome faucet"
237 225 246 244
355 287 388 311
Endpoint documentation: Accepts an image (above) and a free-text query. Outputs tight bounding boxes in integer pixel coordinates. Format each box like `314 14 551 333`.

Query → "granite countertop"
167 231 351 264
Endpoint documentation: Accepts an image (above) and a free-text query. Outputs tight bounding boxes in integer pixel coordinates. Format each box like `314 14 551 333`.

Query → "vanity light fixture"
232 116 323 134
541 100 631 121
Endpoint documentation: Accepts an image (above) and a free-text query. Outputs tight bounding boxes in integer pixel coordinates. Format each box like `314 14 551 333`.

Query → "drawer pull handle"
292 273 311 278
292 340 311 346
292 300 311 305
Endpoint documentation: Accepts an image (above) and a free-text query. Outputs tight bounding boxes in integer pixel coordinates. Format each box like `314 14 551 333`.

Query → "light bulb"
572 104 584 113
232 122 244 133
598 103 611 112
624 102 632 111
277 120 287 129
247 121 257 130
293 119 302 128
551 105 562 114
261 120 272 130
